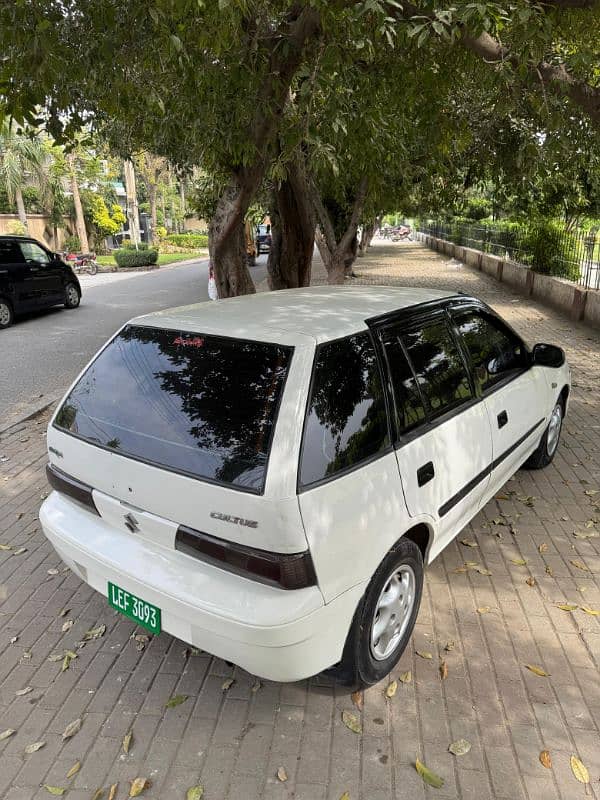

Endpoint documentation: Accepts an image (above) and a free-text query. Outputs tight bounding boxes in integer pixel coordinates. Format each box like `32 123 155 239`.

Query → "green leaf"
341 710 362 734
186 787 204 800
415 758 444 788
165 694 188 709
43 787 65 796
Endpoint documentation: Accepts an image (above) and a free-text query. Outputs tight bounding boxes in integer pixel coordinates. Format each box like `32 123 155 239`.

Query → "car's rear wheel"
328 537 424 688
64 282 81 309
0 298 14 329
523 400 563 469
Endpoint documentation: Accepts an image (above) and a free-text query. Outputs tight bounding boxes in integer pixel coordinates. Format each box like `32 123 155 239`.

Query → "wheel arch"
402 522 434 565
559 384 569 414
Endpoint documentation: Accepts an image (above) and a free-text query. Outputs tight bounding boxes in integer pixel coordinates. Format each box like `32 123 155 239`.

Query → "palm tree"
0 121 47 231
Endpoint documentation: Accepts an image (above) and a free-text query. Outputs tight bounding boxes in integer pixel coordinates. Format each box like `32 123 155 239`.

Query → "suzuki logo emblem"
123 512 140 533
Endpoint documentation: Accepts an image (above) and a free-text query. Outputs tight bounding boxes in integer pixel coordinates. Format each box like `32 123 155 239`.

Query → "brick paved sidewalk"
1 240 599 800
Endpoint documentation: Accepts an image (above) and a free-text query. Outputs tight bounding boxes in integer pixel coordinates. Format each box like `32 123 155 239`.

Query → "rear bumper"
39 491 364 681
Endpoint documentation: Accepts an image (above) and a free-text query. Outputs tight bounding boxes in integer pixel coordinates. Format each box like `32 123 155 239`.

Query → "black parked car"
0 236 81 329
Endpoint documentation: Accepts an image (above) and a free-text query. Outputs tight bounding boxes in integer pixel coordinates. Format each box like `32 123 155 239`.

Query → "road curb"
0 395 59 437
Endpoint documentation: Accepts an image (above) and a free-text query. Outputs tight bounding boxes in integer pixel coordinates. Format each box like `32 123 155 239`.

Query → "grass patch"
96 250 207 267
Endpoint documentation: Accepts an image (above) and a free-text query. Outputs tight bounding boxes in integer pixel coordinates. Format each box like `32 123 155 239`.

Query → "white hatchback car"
40 287 569 685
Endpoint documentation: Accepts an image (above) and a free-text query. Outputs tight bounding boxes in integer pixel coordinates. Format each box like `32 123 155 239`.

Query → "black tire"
64 282 81 309
523 400 563 470
0 297 14 329
87 260 98 275
327 537 424 688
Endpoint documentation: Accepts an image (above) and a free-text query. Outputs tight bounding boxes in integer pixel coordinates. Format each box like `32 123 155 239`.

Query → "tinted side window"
19 242 50 264
454 311 526 393
0 240 22 264
401 319 472 418
299 333 389 487
381 330 427 435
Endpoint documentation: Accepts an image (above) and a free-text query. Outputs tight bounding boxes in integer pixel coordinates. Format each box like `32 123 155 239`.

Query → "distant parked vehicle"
64 252 99 275
0 235 81 329
255 223 272 254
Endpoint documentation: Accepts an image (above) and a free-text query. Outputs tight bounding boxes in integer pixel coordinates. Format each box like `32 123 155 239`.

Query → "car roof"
132 285 459 345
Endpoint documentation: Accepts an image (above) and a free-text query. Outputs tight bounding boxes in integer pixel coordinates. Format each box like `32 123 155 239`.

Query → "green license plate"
108 581 161 634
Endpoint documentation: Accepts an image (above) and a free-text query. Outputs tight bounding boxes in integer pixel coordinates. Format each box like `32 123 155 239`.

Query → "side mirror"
532 343 565 368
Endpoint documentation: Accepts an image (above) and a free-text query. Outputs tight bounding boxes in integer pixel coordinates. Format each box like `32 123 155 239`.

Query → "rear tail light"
46 463 99 515
175 525 317 590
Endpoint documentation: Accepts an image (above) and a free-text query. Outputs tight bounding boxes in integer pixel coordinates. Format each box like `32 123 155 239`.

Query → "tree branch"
339 176 369 253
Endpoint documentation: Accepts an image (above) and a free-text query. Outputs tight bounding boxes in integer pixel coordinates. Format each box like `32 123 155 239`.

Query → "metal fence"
418 220 600 290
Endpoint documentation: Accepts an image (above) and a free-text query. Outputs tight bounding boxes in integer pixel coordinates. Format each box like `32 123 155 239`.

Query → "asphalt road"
0 256 268 425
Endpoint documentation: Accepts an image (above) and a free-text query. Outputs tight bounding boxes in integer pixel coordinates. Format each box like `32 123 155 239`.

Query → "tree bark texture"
358 220 376 256
267 157 315 290
15 186 28 230
123 159 140 246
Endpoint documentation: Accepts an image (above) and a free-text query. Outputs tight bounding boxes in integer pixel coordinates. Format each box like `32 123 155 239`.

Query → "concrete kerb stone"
584 288 600 327
0 395 58 437
480 253 503 279
531 272 588 321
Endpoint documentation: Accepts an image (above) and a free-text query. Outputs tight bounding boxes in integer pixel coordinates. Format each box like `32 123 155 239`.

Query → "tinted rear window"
54 325 292 493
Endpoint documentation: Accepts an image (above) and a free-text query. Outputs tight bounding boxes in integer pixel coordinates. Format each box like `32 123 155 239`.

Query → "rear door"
18 240 64 305
450 306 548 491
0 239 25 308
378 310 493 556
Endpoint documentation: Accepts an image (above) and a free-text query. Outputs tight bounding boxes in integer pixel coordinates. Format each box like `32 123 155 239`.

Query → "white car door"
378 311 493 558
450 307 549 493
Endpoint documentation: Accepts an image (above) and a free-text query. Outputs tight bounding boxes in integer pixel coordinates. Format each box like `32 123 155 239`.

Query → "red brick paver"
1 240 599 800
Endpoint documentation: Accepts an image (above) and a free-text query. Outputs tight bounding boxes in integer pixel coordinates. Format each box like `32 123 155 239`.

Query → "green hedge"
114 247 159 268
164 233 208 249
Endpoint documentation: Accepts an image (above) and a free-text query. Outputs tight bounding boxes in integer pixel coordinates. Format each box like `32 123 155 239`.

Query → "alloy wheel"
370 564 416 661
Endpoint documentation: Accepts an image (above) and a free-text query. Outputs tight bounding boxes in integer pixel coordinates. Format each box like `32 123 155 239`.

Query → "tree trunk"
68 155 89 252
358 221 376 256
209 171 257 298
15 187 28 230
311 176 369 285
123 159 140 245
267 157 315 290
148 183 158 244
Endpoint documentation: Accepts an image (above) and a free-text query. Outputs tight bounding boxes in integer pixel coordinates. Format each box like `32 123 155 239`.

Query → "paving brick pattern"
1 240 599 800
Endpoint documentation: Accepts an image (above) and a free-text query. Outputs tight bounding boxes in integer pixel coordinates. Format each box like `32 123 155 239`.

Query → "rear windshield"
54 325 292 493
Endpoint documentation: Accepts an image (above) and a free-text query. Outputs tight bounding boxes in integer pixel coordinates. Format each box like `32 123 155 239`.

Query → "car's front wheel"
64 283 81 309
523 400 563 469
330 537 424 687
0 298 14 329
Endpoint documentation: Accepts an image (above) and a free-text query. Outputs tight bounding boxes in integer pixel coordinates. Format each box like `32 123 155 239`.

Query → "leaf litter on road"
570 755 589 784
62 717 82 739
524 664 550 677
448 739 471 756
539 750 552 769
342 710 362 734
415 758 444 788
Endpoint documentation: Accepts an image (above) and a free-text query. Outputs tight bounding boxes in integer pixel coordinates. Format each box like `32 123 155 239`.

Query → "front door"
450 307 548 491
17 240 63 305
378 311 493 557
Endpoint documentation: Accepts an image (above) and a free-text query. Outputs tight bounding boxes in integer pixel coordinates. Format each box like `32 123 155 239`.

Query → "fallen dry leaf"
476 606 492 614
12 548 27 556
415 757 444 788
122 731 133 754
61 620 74 632
186 787 203 800
351 690 363 710
570 560 590 572
475 567 493 576
385 680 398 698
524 664 550 677
165 694 188 708
439 661 448 680
62 717 82 740
43 787 65 796
448 739 471 756
539 750 552 769
62 651 77 672
570 755 589 784
339 794 350 800
445 641 455 652
251 681 261 693
277 766 288 782
545 566 554 577
108 786 118 800
66 761 81 779
538 543 548 553
129 777 150 797
510 558 527 566
92 790 104 800
526 576 536 587
556 603 578 612
583 489 598 496
416 650 433 660
221 678 234 691
580 606 600 616
15 686 33 696
398 671 412 684
341 710 362 734
0 728 15 740
460 539 478 547
83 624 106 641
25 741 46 754
0 544 13 551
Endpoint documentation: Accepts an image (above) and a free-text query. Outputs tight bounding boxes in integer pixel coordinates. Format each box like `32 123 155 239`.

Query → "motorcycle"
64 252 99 275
